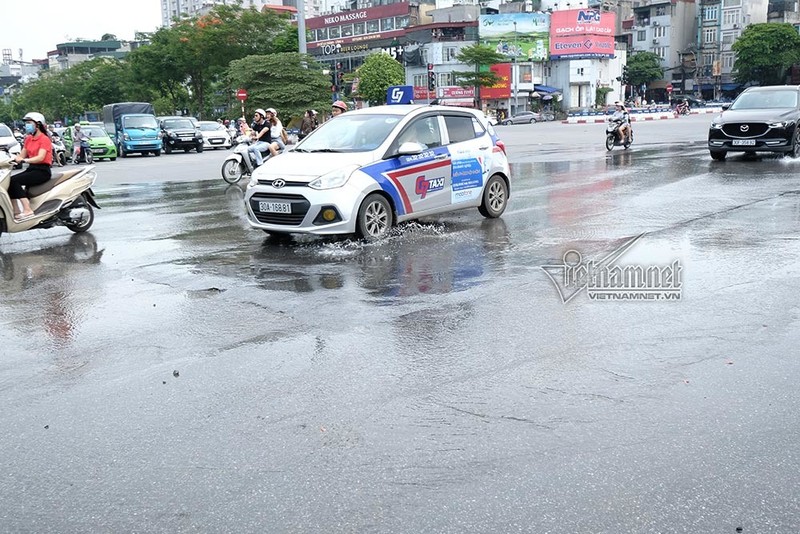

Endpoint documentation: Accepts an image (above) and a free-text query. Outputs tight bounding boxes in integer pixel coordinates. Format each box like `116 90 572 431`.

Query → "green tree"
626 52 664 88
732 23 800 85
452 44 506 105
354 53 405 105
227 53 330 125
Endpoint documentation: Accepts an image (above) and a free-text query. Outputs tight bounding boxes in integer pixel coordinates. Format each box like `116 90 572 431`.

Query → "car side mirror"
721 103 731 111
396 142 425 156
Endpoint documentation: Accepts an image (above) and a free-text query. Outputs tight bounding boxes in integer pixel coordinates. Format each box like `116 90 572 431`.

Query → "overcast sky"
2 0 162 62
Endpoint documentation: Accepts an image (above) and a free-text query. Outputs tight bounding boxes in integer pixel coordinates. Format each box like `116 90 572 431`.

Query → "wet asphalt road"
2 115 800 533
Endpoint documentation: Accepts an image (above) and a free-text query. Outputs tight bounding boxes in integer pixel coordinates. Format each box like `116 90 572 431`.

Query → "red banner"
549 9 615 59
413 86 436 100
481 64 511 100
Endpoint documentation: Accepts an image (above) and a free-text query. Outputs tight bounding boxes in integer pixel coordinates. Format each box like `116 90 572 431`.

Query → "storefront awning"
534 84 560 94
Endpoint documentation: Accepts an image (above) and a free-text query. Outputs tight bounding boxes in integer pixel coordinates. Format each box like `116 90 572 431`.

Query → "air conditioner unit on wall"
652 38 659 45
653 21 659 27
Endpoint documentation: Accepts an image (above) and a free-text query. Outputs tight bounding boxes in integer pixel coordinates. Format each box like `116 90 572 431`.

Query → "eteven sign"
549 9 615 59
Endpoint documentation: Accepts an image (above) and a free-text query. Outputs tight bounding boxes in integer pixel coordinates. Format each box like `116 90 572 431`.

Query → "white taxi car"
244 105 511 239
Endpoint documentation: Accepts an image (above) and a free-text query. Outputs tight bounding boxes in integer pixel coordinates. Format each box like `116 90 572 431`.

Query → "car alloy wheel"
357 193 393 239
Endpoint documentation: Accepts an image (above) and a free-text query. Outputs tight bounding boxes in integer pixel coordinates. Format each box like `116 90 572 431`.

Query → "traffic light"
621 65 630 85
427 63 434 71
428 71 436 91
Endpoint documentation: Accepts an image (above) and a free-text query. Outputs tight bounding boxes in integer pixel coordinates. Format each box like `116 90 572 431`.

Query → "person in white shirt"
265 108 287 158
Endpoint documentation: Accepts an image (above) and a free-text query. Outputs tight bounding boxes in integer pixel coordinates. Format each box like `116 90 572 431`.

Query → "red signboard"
306 2 409 29
413 86 435 100
666 84 673 93
549 9 615 59
236 89 248 101
481 64 511 100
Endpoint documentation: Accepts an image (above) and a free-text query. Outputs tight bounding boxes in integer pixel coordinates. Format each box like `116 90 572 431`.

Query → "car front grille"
250 193 310 226
722 123 770 138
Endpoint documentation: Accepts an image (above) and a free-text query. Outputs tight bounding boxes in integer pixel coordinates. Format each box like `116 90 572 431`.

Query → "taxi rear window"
444 114 483 144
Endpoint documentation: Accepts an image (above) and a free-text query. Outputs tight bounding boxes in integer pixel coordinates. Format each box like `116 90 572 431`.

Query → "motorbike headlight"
308 165 359 190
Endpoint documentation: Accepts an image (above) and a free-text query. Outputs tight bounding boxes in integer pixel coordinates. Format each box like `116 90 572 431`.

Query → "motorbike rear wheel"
605 134 615 151
58 152 67 166
85 150 94 164
65 202 94 233
221 160 244 184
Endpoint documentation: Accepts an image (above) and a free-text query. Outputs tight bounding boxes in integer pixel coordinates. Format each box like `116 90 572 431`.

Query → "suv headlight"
768 121 791 128
308 165 359 190
710 121 723 130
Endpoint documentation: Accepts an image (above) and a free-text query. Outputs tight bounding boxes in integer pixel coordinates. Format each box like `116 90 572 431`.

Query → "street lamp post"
513 21 518 115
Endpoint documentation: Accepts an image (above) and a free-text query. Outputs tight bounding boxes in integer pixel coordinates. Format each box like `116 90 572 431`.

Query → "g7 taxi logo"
415 175 444 199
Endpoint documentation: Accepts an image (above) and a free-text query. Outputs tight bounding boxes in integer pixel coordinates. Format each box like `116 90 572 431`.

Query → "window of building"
317 27 328 40
354 22 365 35
722 52 735 69
703 6 718 20
381 17 395 31
413 73 427 88
443 47 458 62
722 9 741 25
437 72 454 86
721 31 737 44
366 20 379 33
654 25 666 38
637 30 646 41
654 46 667 59
519 64 532 83
329 26 340 39
703 27 717 43
396 15 409 28
655 6 666 16
341 24 353 37
576 67 584 76
722 0 741 6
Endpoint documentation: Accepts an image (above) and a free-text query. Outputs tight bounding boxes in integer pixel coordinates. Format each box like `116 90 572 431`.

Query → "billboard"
481 63 511 99
479 13 550 62
549 9 615 60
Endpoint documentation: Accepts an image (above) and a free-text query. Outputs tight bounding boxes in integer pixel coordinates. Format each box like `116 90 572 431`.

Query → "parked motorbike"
52 136 68 166
0 150 99 237
605 119 633 151
72 139 94 164
221 136 280 184
676 103 690 115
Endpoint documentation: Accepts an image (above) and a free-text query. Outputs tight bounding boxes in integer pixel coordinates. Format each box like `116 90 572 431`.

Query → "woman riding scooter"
11 112 52 221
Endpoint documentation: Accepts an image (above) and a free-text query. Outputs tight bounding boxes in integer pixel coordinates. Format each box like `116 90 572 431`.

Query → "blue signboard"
386 85 414 105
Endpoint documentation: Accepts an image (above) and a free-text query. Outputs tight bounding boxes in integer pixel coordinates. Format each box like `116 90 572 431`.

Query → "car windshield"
295 113 402 152
124 116 158 129
82 126 106 137
0 124 12 137
731 90 798 110
164 119 195 129
199 123 224 131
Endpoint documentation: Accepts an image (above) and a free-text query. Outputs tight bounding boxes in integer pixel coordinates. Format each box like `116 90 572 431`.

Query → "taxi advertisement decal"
451 158 483 204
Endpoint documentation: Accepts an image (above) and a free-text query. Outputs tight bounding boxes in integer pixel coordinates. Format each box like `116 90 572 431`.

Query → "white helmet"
254 108 267 118
23 112 46 126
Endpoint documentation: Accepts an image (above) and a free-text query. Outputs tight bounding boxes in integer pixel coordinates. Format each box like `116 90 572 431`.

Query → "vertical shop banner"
478 13 550 61
549 9 615 59
481 63 512 99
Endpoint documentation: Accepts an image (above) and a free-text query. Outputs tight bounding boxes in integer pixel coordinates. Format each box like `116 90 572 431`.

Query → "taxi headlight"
308 165 359 190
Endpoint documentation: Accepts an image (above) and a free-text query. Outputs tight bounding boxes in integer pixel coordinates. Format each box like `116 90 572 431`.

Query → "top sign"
236 89 248 101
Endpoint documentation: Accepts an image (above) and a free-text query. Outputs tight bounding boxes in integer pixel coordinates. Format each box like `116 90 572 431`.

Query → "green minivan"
63 122 118 161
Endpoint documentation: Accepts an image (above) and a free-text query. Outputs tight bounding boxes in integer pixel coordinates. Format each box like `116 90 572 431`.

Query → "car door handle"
434 154 448 160
478 145 490 150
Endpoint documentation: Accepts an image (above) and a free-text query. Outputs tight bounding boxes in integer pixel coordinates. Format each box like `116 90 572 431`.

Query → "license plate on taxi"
732 140 756 146
92 148 104 154
258 201 291 214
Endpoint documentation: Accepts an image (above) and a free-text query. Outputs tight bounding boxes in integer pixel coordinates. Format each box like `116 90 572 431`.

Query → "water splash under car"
243 105 511 240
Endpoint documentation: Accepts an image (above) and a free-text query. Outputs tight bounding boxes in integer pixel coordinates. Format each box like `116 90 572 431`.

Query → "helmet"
265 108 277 115
332 100 347 112
254 108 267 118
614 101 622 107
23 112 46 126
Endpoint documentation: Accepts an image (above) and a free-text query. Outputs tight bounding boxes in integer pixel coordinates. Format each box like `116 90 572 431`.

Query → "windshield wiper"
308 148 342 153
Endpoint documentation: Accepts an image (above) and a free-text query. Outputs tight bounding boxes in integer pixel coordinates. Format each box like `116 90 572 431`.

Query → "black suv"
159 116 203 154
708 85 800 160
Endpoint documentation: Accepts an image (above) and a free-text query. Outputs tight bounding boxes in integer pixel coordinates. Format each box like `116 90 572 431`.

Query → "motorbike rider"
610 101 632 143
47 125 64 167
265 108 287 158
247 108 272 167
677 99 690 115
71 124 90 164
331 100 347 117
10 112 53 221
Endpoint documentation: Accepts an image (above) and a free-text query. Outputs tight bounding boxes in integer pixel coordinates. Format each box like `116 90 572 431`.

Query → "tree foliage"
626 52 664 88
354 53 405 105
452 44 506 103
226 53 331 125
732 23 800 86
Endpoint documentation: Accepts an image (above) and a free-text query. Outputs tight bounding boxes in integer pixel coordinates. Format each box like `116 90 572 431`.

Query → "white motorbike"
0 151 99 237
221 135 279 184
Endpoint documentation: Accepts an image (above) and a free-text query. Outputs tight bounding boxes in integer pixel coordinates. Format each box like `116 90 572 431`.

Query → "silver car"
244 105 511 239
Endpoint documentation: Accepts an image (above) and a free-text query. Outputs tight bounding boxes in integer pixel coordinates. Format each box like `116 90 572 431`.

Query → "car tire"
356 193 393 240
709 150 727 161
478 175 508 219
153 150 161 157
529 118 536 124
790 130 800 158
110 157 117 161
197 144 204 153
164 145 172 154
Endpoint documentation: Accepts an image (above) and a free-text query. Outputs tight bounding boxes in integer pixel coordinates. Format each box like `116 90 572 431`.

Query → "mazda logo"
740 125 749 132
272 179 286 189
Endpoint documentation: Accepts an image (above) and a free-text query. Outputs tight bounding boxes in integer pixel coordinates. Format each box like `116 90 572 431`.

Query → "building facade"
160 0 289 26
